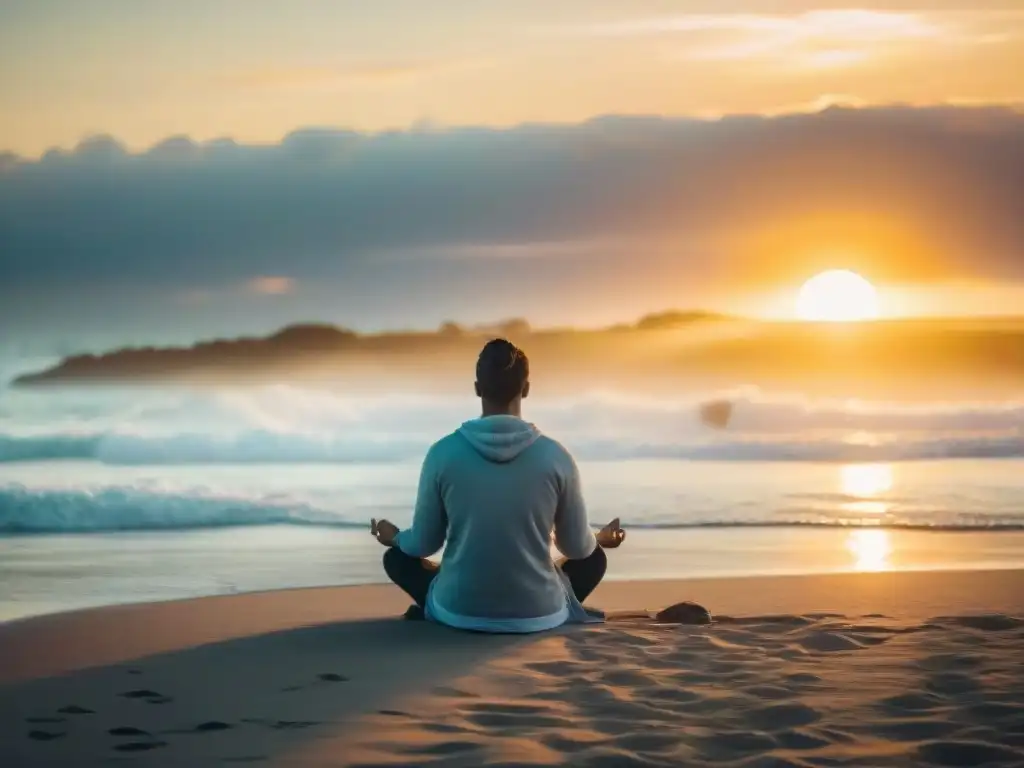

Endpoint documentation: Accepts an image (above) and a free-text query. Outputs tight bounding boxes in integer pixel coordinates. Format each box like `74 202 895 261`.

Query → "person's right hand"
596 517 626 549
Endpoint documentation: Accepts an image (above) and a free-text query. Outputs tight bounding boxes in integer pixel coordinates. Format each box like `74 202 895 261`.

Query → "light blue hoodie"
393 415 599 632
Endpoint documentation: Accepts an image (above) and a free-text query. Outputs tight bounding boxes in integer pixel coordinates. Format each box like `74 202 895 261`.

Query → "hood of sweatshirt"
457 415 541 463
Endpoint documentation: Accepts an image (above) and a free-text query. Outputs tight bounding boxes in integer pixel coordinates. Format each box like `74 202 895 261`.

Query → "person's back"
410 417 593 623
370 339 625 633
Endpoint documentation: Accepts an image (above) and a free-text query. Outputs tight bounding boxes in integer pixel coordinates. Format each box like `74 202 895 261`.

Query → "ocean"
2 357 1023 623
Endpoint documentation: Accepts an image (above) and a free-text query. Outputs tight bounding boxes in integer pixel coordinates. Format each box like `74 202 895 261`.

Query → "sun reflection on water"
839 464 895 570
846 528 893 572
839 463 893 517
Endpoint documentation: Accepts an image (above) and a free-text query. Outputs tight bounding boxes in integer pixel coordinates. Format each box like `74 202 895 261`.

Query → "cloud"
1 104 1023 338
578 9 1018 68
246 276 296 296
586 10 941 41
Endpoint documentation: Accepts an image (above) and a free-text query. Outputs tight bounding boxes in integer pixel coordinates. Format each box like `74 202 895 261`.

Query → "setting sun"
796 270 880 322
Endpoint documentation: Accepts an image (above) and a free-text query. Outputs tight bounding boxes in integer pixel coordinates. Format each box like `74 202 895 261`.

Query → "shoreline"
4 525 1024 625
4 559 1024 630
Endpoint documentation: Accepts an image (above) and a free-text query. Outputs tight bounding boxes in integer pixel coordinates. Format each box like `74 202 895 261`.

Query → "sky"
1 1 1023 352
2 1 1022 156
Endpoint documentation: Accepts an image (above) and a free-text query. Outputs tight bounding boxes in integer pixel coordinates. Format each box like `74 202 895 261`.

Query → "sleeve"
394 445 448 558
553 452 598 560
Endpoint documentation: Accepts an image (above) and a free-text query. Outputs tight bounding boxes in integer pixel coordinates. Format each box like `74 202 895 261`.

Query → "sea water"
2 358 1023 622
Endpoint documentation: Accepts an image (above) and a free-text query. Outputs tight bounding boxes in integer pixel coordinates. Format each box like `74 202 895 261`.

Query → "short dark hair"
476 338 529 404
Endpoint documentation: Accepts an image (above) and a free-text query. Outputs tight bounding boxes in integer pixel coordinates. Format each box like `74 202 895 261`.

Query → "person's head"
475 338 530 416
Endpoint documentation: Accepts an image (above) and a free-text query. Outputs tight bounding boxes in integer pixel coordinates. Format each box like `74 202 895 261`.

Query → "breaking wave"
1 486 1021 534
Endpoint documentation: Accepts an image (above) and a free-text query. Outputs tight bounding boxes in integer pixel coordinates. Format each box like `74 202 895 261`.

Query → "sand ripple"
345 613 1024 767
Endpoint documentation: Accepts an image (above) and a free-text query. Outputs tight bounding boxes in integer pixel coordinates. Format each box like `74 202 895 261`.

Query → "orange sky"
1 2 1023 344
1 2 1022 157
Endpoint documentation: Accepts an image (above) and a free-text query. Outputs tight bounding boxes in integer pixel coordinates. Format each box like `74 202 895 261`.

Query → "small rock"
28 730 65 741
655 601 713 625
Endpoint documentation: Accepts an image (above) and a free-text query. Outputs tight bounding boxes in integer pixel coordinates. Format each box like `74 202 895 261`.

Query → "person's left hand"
370 518 400 547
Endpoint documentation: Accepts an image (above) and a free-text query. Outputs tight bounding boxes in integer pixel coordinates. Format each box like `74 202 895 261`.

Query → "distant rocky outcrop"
10 311 729 388
11 312 1023 402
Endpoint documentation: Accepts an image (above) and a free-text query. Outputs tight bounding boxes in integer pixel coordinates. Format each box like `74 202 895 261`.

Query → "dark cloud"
1 105 1022 333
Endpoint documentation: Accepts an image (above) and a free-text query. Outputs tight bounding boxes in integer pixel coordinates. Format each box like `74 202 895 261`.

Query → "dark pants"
382 545 608 609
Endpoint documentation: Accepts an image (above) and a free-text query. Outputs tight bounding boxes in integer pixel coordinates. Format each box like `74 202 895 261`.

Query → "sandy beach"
1 569 1022 767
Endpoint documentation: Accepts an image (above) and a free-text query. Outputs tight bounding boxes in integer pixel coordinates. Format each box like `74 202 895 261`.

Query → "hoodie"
393 415 598 632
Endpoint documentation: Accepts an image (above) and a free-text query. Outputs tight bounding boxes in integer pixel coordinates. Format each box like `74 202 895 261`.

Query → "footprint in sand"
120 689 162 699
27 730 66 741
317 672 349 683
194 720 233 732
57 704 95 715
119 689 174 704
108 726 169 755
114 741 168 752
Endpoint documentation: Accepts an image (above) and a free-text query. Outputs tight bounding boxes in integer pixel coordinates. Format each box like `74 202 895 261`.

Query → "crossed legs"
382 545 608 609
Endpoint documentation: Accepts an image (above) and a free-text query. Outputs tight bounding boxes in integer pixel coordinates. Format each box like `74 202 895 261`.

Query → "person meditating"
370 338 626 633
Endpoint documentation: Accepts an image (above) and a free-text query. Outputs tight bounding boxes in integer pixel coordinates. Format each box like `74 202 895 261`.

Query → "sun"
796 269 880 322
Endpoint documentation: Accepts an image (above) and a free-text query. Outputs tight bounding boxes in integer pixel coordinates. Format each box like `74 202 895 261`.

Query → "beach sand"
1 569 1022 767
